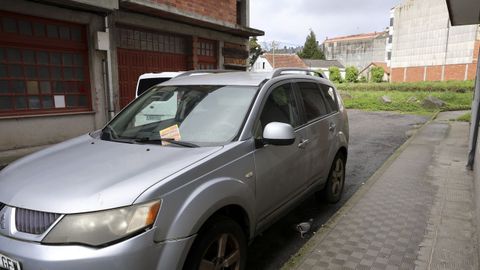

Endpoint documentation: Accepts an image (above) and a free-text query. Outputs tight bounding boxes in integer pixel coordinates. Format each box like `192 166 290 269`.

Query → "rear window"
297 82 328 121
320 84 339 113
137 78 172 96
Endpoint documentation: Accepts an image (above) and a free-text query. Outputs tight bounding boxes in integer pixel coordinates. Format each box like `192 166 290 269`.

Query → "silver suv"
0 68 348 270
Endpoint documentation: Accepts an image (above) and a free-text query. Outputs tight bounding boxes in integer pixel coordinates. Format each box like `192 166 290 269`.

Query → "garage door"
116 26 188 108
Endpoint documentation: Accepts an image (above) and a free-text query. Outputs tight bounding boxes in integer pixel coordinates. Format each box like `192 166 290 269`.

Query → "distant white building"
386 8 395 66
252 55 273 71
322 31 388 70
389 0 480 82
251 53 307 72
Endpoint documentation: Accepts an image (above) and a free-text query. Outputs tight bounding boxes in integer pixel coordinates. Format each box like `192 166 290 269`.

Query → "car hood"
0 134 222 214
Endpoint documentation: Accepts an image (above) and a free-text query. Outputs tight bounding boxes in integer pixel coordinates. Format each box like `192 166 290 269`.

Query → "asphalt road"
246 109 429 270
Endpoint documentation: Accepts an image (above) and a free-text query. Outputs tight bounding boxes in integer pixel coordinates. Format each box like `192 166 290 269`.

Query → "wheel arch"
337 146 348 160
162 177 255 241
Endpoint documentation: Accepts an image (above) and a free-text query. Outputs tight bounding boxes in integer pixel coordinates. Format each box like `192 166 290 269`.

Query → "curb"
282 111 440 269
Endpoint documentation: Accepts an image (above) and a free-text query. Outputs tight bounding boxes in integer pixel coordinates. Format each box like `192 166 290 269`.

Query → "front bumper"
0 229 195 270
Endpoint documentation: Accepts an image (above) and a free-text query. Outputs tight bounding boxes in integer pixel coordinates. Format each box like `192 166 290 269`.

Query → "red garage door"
116 26 188 108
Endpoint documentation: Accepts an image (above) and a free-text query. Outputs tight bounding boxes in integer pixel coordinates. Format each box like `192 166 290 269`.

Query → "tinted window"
259 83 300 130
298 82 327 121
320 84 338 113
137 78 172 96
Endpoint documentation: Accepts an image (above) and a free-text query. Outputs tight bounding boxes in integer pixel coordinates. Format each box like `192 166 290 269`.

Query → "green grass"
456 112 472 122
342 90 473 115
336 80 474 92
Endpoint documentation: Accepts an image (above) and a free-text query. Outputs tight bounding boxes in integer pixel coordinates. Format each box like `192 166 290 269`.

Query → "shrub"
328 66 342 83
345 66 359 83
359 75 368 83
370 66 384 83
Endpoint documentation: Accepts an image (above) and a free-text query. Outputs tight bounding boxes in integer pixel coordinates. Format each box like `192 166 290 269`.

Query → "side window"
298 82 328 121
255 83 300 137
320 84 339 113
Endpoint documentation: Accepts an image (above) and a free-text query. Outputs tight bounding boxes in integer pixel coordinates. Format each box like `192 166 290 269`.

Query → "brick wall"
474 40 480 63
223 42 247 66
151 0 237 24
444 64 467 81
391 64 471 82
405 66 424 82
391 68 405 82
467 64 477 80
426 66 442 81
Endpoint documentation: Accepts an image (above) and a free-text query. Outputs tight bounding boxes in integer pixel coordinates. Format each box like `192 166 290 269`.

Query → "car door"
295 81 338 185
253 81 309 221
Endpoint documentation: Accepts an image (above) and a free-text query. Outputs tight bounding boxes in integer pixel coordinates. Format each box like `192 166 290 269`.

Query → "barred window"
116 27 186 54
0 11 90 116
197 38 217 69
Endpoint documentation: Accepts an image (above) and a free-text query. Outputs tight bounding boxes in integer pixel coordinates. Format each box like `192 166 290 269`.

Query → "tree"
345 66 359 83
248 37 263 68
370 66 385 83
298 29 325 60
328 66 342 83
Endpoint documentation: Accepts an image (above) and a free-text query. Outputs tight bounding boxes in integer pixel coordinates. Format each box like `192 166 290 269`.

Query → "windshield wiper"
134 137 199 148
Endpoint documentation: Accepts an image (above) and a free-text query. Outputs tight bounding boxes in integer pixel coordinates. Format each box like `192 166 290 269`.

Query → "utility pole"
271 40 277 68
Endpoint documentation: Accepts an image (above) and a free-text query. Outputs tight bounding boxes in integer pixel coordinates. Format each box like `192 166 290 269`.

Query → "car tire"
183 216 247 270
321 152 346 203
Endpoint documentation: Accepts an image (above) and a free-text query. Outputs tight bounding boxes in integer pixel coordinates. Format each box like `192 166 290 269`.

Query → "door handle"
329 123 336 132
298 139 310 149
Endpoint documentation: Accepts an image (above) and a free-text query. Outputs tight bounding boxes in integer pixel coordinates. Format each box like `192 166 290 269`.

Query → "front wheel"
321 152 346 203
183 216 247 270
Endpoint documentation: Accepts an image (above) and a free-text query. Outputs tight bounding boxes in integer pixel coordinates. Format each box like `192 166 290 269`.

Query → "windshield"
103 85 258 147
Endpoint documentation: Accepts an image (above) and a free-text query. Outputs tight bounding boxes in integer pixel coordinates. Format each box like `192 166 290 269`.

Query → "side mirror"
263 122 295 146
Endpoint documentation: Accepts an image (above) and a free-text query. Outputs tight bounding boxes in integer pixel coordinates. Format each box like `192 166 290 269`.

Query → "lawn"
341 90 473 115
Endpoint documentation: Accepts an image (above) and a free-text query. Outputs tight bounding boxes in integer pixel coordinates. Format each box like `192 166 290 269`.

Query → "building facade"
389 0 480 82
322 31 388 70
0 0 263 164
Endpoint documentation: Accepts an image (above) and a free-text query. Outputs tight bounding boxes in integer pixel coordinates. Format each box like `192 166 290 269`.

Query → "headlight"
42 201 161 246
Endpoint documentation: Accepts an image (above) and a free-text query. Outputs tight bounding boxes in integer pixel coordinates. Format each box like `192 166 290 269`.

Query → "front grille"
15 208 61 235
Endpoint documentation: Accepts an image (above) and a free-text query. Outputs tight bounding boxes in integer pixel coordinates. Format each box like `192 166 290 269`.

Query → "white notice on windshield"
159 124 181 142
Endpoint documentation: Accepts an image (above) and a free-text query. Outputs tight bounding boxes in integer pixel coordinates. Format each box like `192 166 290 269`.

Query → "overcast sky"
250 0 402 47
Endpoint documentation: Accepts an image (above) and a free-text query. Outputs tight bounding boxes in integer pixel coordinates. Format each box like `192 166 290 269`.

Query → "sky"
250 0 403 48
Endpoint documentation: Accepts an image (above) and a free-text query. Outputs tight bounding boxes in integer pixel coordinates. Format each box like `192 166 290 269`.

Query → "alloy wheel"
330 158 344 196
199 233 241 270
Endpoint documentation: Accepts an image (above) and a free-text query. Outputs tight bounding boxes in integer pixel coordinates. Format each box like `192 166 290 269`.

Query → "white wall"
391 0 478 68
251 56 273 71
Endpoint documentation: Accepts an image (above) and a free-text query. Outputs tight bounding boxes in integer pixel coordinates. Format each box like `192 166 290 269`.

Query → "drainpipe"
442 18 451 81
104 15 115 120
467 42 480 169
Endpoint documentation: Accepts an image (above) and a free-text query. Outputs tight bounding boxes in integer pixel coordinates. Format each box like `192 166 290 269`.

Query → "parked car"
134 71 233 126
0 68 349 270
136 72 184 98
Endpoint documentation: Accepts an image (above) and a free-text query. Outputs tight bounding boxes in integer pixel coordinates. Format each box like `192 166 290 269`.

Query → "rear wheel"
321 153 346 203
183 217 246 270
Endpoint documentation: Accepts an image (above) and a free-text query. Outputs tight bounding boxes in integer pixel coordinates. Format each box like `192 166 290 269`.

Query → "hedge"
335 80 475 92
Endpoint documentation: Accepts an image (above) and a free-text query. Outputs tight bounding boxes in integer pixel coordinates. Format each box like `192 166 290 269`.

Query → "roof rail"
175 69 236 78
271 68 324 79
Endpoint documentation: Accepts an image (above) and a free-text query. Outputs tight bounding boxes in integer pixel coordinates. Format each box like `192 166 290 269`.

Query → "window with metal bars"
116 26 187 54
197 38 217 70
0 11 91 116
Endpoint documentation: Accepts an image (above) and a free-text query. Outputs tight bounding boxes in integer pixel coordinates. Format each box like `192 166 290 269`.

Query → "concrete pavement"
286 111 478 270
